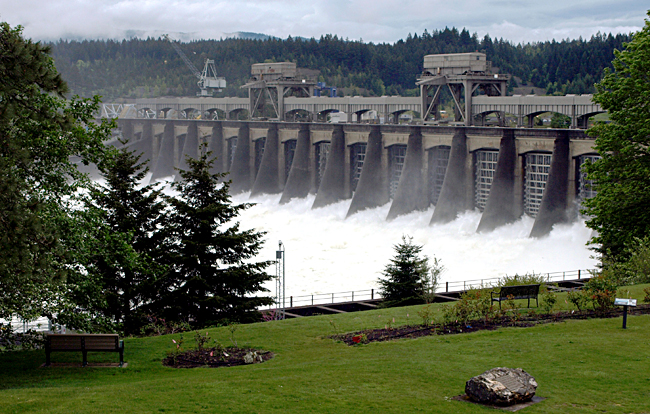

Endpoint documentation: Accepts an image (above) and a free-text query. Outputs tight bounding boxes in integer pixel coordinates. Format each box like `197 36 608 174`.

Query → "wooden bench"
490 284 540 309
45 334 124 367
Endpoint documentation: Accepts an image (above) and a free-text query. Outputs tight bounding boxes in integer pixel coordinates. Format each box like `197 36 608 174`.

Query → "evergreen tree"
160 146 273 327
583 12 650 261
378 236 432 307
74 144 168 334
0 23 113 323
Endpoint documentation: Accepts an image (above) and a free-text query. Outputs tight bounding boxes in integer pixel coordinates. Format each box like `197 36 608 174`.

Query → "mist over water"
231 191 598 299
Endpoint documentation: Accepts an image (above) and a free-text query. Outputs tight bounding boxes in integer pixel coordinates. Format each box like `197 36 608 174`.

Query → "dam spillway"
117 119 598 238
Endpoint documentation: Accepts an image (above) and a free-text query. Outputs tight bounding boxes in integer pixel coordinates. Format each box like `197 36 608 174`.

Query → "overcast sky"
1 0 647 45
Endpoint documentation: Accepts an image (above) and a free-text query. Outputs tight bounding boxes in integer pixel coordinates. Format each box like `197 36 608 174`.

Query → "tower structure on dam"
241 62 318 121
417 53 509 125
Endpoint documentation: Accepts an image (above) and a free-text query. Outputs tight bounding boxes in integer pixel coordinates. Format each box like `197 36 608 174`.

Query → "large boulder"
465 367 537 406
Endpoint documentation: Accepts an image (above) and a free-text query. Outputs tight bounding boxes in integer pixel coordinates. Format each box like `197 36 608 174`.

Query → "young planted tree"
72 144 168 334
583 12 650 262
378 236 437 307
159 146 273 327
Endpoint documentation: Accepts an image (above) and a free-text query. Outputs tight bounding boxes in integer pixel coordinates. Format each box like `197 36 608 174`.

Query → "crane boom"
163 34 201 79
163 34 226 96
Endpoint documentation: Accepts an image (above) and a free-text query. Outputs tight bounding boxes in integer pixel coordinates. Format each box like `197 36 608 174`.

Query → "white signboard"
614 298 637 307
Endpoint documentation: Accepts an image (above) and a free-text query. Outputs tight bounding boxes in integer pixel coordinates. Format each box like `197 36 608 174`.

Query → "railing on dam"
266 268 596 309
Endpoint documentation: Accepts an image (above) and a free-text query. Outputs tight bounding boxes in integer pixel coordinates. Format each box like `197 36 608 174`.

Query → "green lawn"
1 285 649 413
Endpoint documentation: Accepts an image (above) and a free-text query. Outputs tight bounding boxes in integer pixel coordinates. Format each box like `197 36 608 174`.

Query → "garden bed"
333 305 650 346
163 347 274 368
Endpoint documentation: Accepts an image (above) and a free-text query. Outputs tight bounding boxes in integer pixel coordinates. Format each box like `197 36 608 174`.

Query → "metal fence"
265 268 596 310
265 289 379 309
439 269 593 293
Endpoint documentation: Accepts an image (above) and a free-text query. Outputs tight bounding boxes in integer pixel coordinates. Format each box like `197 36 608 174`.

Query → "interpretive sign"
614 298 637 329
614 298 637 306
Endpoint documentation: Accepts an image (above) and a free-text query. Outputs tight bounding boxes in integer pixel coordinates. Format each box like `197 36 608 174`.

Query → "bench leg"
45 350 51 367
119 350 124 368
82 351 88 367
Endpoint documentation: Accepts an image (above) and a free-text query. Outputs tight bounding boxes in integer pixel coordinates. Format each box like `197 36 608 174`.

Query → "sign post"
614 298 637 329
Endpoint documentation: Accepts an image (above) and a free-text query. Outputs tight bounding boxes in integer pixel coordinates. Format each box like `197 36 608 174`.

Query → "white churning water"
229 191 598 299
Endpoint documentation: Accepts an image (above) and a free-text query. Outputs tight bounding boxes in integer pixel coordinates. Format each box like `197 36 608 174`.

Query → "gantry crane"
163 34 226 97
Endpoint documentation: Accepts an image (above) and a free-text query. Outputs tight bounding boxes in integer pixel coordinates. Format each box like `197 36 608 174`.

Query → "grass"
1 284 649 413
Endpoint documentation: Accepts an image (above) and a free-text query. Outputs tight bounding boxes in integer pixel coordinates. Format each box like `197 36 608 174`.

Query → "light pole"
276 241 285 319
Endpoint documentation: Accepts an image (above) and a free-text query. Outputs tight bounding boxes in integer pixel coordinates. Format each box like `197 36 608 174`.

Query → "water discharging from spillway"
230 191 598 299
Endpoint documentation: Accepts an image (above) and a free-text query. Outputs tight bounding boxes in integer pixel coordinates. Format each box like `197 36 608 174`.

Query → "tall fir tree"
160 146 273 327
72 143 168 334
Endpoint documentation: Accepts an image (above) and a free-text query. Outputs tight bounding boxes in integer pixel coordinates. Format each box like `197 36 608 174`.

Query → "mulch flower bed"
163 347 274 368
333 305 650 346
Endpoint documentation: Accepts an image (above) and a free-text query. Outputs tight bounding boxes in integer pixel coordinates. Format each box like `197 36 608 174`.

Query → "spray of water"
235 191 598 298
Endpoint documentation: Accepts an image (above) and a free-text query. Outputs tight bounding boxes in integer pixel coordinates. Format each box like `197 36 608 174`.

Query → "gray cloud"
1 0 646 44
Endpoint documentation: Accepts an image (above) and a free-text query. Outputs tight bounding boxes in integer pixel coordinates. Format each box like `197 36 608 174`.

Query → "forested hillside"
48 27 631 100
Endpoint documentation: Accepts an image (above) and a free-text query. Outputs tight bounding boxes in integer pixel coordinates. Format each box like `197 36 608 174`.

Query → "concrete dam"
117 118 598 238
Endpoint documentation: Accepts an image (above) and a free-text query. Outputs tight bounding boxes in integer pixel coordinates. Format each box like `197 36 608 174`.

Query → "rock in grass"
465 367 537 406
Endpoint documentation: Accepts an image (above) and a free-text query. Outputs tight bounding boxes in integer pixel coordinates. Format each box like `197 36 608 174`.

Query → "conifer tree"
378 236 432 307
72 143 168 334
160 146 273 327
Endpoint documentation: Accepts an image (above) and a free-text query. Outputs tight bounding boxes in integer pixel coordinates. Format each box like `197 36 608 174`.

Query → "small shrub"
465 289 496 321
194 331 210 351
440 304 457 325
417 305 434 326
584 273 617 312
168 335 184 365
540 290 557 314
567 290 590 311
502 294 521 316
384 317 398 330
227 322 239 347
643 287 650 304
140 315 191 337
500 273 546 287
422 257 444 304
454 295 474 325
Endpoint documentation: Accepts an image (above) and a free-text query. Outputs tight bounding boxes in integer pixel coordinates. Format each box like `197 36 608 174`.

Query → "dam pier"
116 118 597 237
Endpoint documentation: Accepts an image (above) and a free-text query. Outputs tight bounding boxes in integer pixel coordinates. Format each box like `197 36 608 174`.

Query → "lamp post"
276 241 285 319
